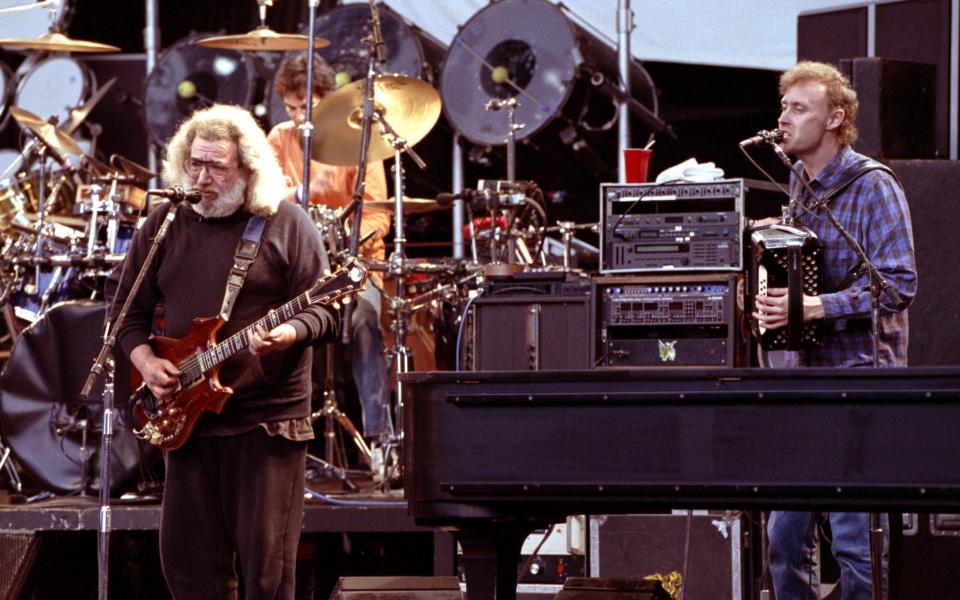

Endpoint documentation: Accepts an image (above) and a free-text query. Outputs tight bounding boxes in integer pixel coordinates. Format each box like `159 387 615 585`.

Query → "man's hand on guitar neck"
247 323 297 356
130 343 183 400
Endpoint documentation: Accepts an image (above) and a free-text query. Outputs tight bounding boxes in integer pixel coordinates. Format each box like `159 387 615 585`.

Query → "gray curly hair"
161 104 284 217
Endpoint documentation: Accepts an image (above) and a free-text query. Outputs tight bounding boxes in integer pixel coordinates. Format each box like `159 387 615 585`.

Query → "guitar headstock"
309 257 368 305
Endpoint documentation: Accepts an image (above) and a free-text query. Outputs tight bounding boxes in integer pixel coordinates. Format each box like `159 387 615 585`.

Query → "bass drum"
440 0 659 175
15 56 94 127
143 33 260 145
0 300 145 496
267 2 446 127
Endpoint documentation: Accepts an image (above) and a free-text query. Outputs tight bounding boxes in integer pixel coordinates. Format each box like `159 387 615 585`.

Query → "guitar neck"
199 291 312 372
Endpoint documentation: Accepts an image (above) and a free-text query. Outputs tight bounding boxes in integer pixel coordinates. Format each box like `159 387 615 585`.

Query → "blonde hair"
780 61 859 146
161 104 284 216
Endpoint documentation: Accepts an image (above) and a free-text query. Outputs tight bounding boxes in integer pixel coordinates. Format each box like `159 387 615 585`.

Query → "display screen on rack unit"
600 180 745 273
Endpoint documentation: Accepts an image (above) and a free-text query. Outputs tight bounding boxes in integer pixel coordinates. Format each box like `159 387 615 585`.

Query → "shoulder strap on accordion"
818 160 899 208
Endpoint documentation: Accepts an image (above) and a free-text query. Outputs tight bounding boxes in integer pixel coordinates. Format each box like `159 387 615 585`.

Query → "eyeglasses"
184 158 237 179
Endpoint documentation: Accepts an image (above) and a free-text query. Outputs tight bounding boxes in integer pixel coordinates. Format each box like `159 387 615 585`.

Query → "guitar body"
131 316 233 451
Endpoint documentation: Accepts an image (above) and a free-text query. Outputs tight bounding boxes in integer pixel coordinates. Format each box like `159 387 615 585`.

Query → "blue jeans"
768 511 887 600
349 282 391 439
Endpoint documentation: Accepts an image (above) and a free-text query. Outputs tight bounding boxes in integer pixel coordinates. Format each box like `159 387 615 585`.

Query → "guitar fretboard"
173 263 358 387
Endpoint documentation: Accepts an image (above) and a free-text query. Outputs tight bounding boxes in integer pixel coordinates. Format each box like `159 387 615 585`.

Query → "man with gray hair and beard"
110 103 339 599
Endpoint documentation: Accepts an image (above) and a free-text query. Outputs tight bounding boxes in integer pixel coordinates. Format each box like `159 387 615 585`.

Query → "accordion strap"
814 160 897 209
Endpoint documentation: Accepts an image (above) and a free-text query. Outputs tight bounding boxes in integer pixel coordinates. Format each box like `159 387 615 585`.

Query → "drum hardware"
540 221 598 271
195 0 330 52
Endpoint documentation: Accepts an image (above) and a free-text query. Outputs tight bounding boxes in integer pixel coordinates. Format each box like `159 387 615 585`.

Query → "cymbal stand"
376 115 428 483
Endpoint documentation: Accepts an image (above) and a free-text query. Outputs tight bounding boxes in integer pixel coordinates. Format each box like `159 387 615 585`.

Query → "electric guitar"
130 257 366 451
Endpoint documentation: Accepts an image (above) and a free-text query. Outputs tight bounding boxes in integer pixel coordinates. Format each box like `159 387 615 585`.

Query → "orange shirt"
267 121 391 267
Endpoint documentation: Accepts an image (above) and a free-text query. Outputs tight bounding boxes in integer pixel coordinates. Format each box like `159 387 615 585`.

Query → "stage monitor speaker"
839 57 935 159
330 575 462 599
556 577 672 599
0 532 39 600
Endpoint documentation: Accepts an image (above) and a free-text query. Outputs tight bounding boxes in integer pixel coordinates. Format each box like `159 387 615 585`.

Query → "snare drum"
15 57 94 126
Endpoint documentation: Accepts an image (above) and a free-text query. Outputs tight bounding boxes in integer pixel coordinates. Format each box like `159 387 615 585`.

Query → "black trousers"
160 428 307 600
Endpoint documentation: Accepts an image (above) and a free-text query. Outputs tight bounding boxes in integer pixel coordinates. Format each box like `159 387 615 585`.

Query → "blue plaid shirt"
788 146 917 367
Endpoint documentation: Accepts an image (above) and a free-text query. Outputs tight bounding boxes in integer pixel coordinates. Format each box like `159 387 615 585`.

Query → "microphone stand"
773 146 897 600
80 198 185 600
339 0 384 347
298 0 320 212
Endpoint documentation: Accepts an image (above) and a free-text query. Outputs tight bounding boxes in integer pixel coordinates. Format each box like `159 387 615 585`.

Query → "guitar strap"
219 215 268 321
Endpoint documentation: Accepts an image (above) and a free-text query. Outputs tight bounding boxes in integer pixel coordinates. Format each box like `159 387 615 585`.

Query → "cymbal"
111 154 156 183
64 77 116 134
363 198 445 214
0 31 120 53
9 106 84 156
82 154 113 177
195 28 330 51
311 75 441 166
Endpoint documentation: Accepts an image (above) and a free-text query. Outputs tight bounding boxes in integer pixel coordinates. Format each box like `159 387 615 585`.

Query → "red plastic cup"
623 148 652 183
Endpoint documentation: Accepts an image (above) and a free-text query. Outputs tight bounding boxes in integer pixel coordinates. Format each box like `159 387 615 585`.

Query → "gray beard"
184 175 247 218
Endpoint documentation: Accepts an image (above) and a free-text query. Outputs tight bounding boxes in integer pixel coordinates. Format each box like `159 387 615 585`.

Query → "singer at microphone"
147 186 203 204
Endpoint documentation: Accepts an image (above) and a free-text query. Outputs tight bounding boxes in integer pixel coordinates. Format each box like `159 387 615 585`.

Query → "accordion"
748 225 824 350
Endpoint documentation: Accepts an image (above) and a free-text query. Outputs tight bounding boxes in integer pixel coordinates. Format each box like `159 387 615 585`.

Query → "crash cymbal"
0 30 120 53
9 106 84 156
363 198 444 214
195 28 330 51
111 154 156 183
64 77 116 134
311 75 441 166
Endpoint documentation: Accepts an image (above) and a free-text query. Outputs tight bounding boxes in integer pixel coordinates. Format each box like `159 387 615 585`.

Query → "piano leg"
457 521 539 600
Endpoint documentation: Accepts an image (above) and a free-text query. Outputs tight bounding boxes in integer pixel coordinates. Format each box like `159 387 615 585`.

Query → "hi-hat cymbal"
311 75 441 166
9 106 84 156
195 28 330 51
0 31 120 53
363 197 445 214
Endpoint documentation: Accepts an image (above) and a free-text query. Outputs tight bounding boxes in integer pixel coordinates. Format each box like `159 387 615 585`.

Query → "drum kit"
0 0 641 496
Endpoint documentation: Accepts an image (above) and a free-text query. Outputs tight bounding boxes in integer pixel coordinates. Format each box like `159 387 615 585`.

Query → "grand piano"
402 367 960 599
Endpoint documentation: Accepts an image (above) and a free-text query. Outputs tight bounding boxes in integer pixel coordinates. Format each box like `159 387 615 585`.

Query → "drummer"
266 52 393 460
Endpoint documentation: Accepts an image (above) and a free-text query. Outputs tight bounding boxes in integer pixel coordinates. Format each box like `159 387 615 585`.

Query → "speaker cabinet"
463 275 595 371
839 57 936 159
331 576 462 599
888 159 960 366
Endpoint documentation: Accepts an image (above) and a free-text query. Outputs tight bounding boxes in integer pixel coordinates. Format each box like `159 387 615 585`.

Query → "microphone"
435 188 488 207
739 129 784 147
147 186 203 204
436 181 532 211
